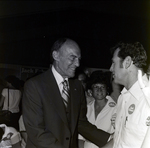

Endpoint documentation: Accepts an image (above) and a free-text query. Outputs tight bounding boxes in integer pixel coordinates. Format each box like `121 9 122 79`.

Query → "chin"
114 79 121 85
68 73 75 78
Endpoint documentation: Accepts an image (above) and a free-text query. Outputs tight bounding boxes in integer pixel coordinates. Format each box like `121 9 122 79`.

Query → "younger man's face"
110 48 126 85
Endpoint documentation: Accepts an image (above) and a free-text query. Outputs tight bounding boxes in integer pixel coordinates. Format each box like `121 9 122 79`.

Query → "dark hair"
87 71 110 93
89 70 103 81
110 42 147 68
5 75 20 89
50 38 67 63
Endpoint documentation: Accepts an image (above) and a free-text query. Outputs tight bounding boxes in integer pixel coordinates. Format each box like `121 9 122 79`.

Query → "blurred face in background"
78 73 87 90
91 83 107 100
147 64 150 76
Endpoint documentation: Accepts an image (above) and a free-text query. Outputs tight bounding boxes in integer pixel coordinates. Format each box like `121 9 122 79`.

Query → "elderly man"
22 38 110 148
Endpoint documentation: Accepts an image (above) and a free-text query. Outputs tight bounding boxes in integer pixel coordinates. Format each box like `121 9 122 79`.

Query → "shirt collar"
52 65 68 86
121 74 148 101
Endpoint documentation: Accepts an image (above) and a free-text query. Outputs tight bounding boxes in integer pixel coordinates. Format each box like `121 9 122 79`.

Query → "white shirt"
113 74 150 148
2 88 21 113
0 124 21 148
79 96 116 148
52 65 69 95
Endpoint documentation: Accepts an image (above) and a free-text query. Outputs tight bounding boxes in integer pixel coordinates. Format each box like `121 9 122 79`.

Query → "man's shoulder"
25 69 52 85
69 78 82 86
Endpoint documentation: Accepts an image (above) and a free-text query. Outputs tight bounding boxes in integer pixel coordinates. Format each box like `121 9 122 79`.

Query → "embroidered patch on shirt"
128 104 135 114
146 116 150 126
109 102 116 107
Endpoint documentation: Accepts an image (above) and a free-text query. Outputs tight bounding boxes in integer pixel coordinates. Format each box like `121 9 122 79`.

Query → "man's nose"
110 64 113 72
75 58 80 67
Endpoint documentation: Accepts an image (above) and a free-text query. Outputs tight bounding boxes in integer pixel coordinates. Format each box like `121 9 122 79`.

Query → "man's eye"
70 56 75 59
70 57 75 61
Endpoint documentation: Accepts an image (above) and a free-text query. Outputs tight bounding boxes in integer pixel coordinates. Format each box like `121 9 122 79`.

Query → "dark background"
0 1 149 69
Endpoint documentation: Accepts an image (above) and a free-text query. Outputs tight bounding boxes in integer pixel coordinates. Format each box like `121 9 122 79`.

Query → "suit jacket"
22 68 110 148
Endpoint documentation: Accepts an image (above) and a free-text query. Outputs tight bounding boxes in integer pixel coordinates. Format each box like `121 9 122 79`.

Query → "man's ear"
52 51 59 61
123 56 133 69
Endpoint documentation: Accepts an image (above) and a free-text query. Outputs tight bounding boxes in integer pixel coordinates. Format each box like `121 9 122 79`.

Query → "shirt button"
66 137 69 140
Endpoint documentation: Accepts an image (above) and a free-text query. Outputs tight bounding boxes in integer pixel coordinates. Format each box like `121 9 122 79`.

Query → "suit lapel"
44 69 68 126
44 69 81 134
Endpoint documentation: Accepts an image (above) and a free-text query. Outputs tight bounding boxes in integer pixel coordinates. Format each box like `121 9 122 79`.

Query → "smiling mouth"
71 69 75 72
70 68 76 71
96 93 103 96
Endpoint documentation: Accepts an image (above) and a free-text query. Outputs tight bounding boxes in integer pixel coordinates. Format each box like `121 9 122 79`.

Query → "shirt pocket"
121 121 147 147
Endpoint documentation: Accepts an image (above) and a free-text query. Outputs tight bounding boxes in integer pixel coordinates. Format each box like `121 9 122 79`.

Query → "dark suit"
22 68 110 148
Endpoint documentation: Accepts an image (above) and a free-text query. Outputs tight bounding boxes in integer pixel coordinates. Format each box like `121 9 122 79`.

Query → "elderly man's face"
54 41 81 78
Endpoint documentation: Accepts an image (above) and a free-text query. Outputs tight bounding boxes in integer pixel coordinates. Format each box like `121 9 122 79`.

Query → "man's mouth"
70 68 76 72
71 69 75 72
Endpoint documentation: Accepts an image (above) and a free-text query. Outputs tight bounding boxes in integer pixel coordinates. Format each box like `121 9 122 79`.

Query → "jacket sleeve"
22 80 64 148
78 84 110 147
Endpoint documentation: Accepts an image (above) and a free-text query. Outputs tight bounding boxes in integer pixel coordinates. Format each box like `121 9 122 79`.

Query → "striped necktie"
62 80 70 107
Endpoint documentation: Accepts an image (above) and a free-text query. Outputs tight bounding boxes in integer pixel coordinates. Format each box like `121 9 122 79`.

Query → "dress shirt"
52 65 69 95
2 88 21 113
79 96 116 148
113 74 150 148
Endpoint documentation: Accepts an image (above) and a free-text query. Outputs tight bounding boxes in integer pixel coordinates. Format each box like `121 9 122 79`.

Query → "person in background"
85 70 105 105
146 63 150 77
22 38 110 148
78 72 116 148
0 75 21 130
0 124 21 148
77 72 87 90
76 69 94 104
83 67 91 78
103 42 150 148
0 78 7 100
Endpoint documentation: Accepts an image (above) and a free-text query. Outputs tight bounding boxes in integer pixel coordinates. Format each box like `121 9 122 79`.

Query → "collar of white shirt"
51 66 69 92
121 74 148 101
